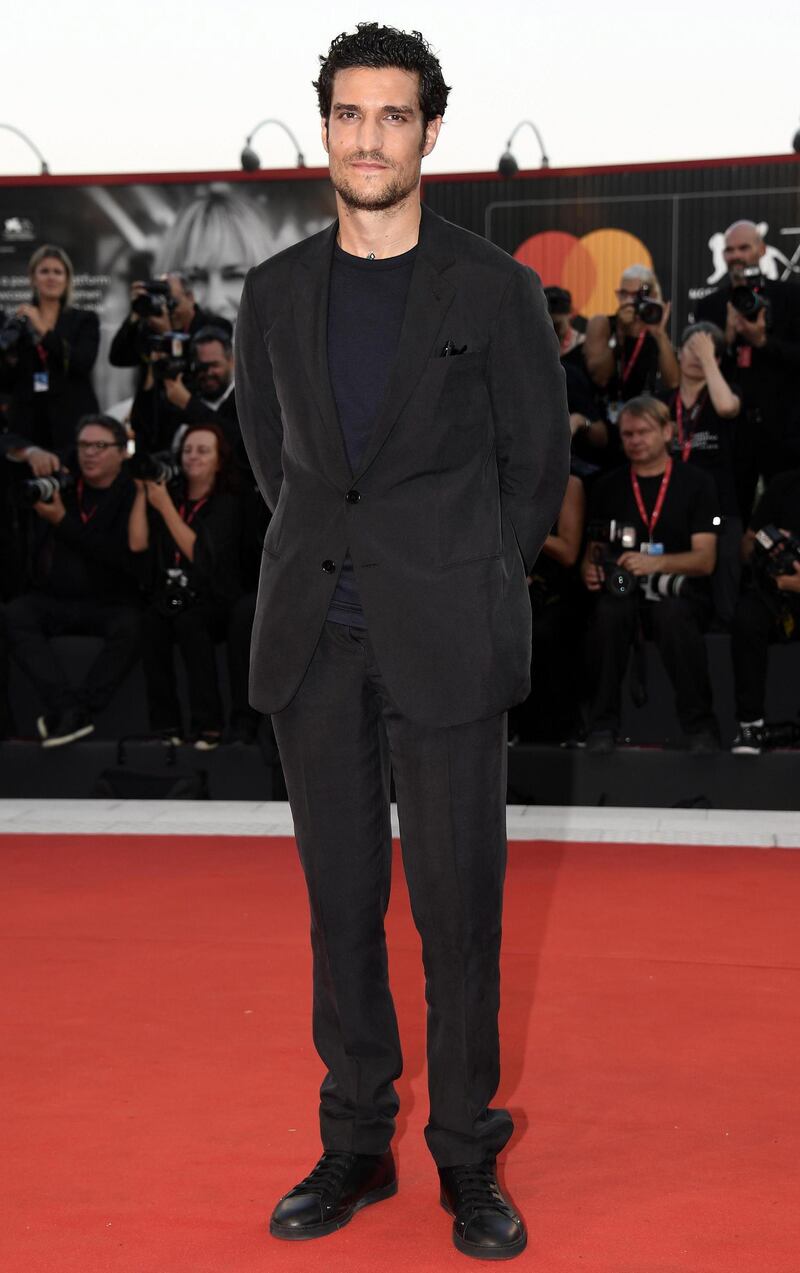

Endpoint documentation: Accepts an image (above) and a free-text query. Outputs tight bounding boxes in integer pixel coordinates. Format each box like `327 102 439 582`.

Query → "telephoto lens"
19 470 73 507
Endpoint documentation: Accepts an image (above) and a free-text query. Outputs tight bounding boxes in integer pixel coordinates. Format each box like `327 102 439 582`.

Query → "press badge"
640 542 664 555
33 371 49 393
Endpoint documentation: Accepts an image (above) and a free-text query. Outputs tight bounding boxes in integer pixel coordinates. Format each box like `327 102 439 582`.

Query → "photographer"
580 396 720 752
0 245 99 468
584 266 679 433
544 285 608 463
110 273 231 452
694 221 800 518
730 468 800 753
4 414 140 747
508 468 586 744
128 421 242 749
131 325 239 451
659 322 742 625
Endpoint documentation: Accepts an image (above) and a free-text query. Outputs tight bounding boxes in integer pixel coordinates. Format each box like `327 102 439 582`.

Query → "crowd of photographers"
1 220 799 756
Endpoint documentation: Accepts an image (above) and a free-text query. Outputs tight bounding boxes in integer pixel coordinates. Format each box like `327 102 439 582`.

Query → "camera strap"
76 478 97 525
630 456 673 542
675 389 708 462
619 331 647 386
174 497 208 566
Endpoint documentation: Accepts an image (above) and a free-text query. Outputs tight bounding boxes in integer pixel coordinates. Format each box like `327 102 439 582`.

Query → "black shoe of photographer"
269 1150 397 1240
39 708 94 749
586 729 615 754
731 720 763 755
439 1160 527 1261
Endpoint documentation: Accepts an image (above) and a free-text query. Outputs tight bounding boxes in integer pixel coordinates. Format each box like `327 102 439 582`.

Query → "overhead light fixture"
241 119 305 171
498 120 549 177
0 123 50 174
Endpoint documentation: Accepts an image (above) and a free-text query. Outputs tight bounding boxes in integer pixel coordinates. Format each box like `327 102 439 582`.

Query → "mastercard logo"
513 229 654 317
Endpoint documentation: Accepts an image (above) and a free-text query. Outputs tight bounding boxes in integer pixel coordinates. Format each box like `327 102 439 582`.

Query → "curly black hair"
314 22 450 124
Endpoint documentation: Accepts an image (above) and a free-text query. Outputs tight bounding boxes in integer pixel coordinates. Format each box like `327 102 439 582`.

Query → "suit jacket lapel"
353 211 456 481
291 222 353 483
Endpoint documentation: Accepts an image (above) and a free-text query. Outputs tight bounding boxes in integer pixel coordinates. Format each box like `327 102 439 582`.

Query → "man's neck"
85 472 117 491
679 371 706 404
336 192 422 260
632 457 668 478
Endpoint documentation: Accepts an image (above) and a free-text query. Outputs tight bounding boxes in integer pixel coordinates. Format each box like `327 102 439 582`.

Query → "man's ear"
320 116 329 155
422 116 443 159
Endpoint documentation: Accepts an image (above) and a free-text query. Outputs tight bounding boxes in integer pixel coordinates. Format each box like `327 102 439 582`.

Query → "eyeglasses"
77 441 122 453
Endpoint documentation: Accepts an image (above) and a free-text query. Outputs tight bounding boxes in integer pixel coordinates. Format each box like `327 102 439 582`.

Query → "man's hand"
163 374 191 409
617 550 658 577
144 479 172 513
33 491 66 525
684 329 717 368
776 560 800 593
728 304 768 348
25 447 61 477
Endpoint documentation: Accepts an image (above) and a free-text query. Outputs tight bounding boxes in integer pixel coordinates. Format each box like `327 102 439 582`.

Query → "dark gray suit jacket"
235 205 570 726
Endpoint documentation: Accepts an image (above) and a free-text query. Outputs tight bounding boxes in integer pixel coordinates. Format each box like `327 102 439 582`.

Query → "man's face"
76 425 125 485
619 414 670 467
723 226 765 274
322 66 441 212
193 341 233 397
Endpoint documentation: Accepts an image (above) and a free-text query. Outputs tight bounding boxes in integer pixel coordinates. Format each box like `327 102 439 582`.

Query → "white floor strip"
0 800 797 847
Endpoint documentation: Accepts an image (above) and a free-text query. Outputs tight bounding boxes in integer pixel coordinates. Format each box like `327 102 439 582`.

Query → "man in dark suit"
236 23 569 1261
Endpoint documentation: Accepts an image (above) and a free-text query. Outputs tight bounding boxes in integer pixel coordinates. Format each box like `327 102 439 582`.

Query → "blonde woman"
1 245 99 473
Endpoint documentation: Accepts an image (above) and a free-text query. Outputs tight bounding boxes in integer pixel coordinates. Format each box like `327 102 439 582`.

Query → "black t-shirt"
326 242 416 627
37 472 138 602
588 460 719 556
605 323 660 405
145 486 242 605
658 387 739 517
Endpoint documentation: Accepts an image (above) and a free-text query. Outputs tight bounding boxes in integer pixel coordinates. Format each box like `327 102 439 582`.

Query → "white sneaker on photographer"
731 720 763 755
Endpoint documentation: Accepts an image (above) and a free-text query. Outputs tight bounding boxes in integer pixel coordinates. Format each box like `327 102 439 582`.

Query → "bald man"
695 220 800 520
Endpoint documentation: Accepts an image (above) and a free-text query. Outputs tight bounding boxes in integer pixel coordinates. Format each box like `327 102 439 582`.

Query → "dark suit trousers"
272 621 513 1168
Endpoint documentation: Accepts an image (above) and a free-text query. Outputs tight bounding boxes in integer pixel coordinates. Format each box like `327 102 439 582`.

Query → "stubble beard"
330 155 419 213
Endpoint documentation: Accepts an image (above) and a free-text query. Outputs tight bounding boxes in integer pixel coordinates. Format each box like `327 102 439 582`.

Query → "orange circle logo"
514 228 654 316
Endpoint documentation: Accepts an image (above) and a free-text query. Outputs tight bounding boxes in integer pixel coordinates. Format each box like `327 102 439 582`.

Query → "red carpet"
1 832 799 1273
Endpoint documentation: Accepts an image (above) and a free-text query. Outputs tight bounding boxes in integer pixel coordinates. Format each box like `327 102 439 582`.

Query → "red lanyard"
174 497 207 565
630 457 673 541
619 330 647 386
76 478 96 525
675 390 708 462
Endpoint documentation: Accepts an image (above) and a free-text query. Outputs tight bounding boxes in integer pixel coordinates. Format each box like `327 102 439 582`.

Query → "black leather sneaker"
439 1160 527 1261
269 1150 397 1240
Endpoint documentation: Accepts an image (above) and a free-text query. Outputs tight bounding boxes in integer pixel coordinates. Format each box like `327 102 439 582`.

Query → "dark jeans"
272 621 513 1168
509 593 582 742
731 588 800 721
712 515 743 628
4 592 141 716
141 600 227 734
586 592 716 737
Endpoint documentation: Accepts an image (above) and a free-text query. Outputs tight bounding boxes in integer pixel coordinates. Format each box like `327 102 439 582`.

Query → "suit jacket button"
345 490 361 504
321 559 336 573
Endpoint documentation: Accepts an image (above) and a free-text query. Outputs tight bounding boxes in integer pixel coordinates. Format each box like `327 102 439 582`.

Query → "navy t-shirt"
326 241 416 627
